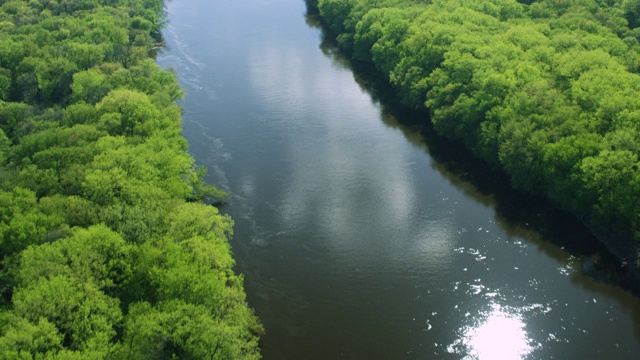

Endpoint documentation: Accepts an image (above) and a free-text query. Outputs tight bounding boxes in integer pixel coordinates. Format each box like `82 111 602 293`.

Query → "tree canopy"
0 0 262 358
313 0 640 248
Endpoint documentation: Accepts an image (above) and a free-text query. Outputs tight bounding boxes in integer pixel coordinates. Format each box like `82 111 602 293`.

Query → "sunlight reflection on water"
448 303 534 360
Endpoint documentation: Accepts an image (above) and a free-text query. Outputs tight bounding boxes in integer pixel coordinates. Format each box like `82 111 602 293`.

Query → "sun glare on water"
449 304 534 359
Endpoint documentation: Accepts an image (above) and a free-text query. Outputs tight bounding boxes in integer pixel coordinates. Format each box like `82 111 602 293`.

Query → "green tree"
12 275 121 356
95 89 160 137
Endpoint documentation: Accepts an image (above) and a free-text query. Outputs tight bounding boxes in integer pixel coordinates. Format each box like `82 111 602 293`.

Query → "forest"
310 0 640 258
0 0 262 358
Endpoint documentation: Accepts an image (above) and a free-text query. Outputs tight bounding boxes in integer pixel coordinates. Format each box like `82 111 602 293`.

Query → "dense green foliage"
313 0 640 246
0 0 262 358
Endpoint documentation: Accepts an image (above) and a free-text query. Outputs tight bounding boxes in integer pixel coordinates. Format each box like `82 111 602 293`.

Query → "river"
156 0 640 358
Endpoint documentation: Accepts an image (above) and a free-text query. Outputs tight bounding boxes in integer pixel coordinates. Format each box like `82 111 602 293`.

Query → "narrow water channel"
157 0 640 358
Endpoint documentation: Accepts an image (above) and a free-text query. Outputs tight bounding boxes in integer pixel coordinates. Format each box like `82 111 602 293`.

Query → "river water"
156 0 640 358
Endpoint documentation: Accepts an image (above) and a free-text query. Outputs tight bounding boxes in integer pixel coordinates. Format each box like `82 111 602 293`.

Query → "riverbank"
308 0 640 277
0 0 262 357
350 48 640 296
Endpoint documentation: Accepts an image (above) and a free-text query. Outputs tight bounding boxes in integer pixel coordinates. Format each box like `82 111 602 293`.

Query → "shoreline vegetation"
0 0 262 358
308 0 640 272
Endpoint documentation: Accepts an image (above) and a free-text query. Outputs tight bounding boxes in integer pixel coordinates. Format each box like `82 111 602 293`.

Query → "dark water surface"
157 0 640 358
